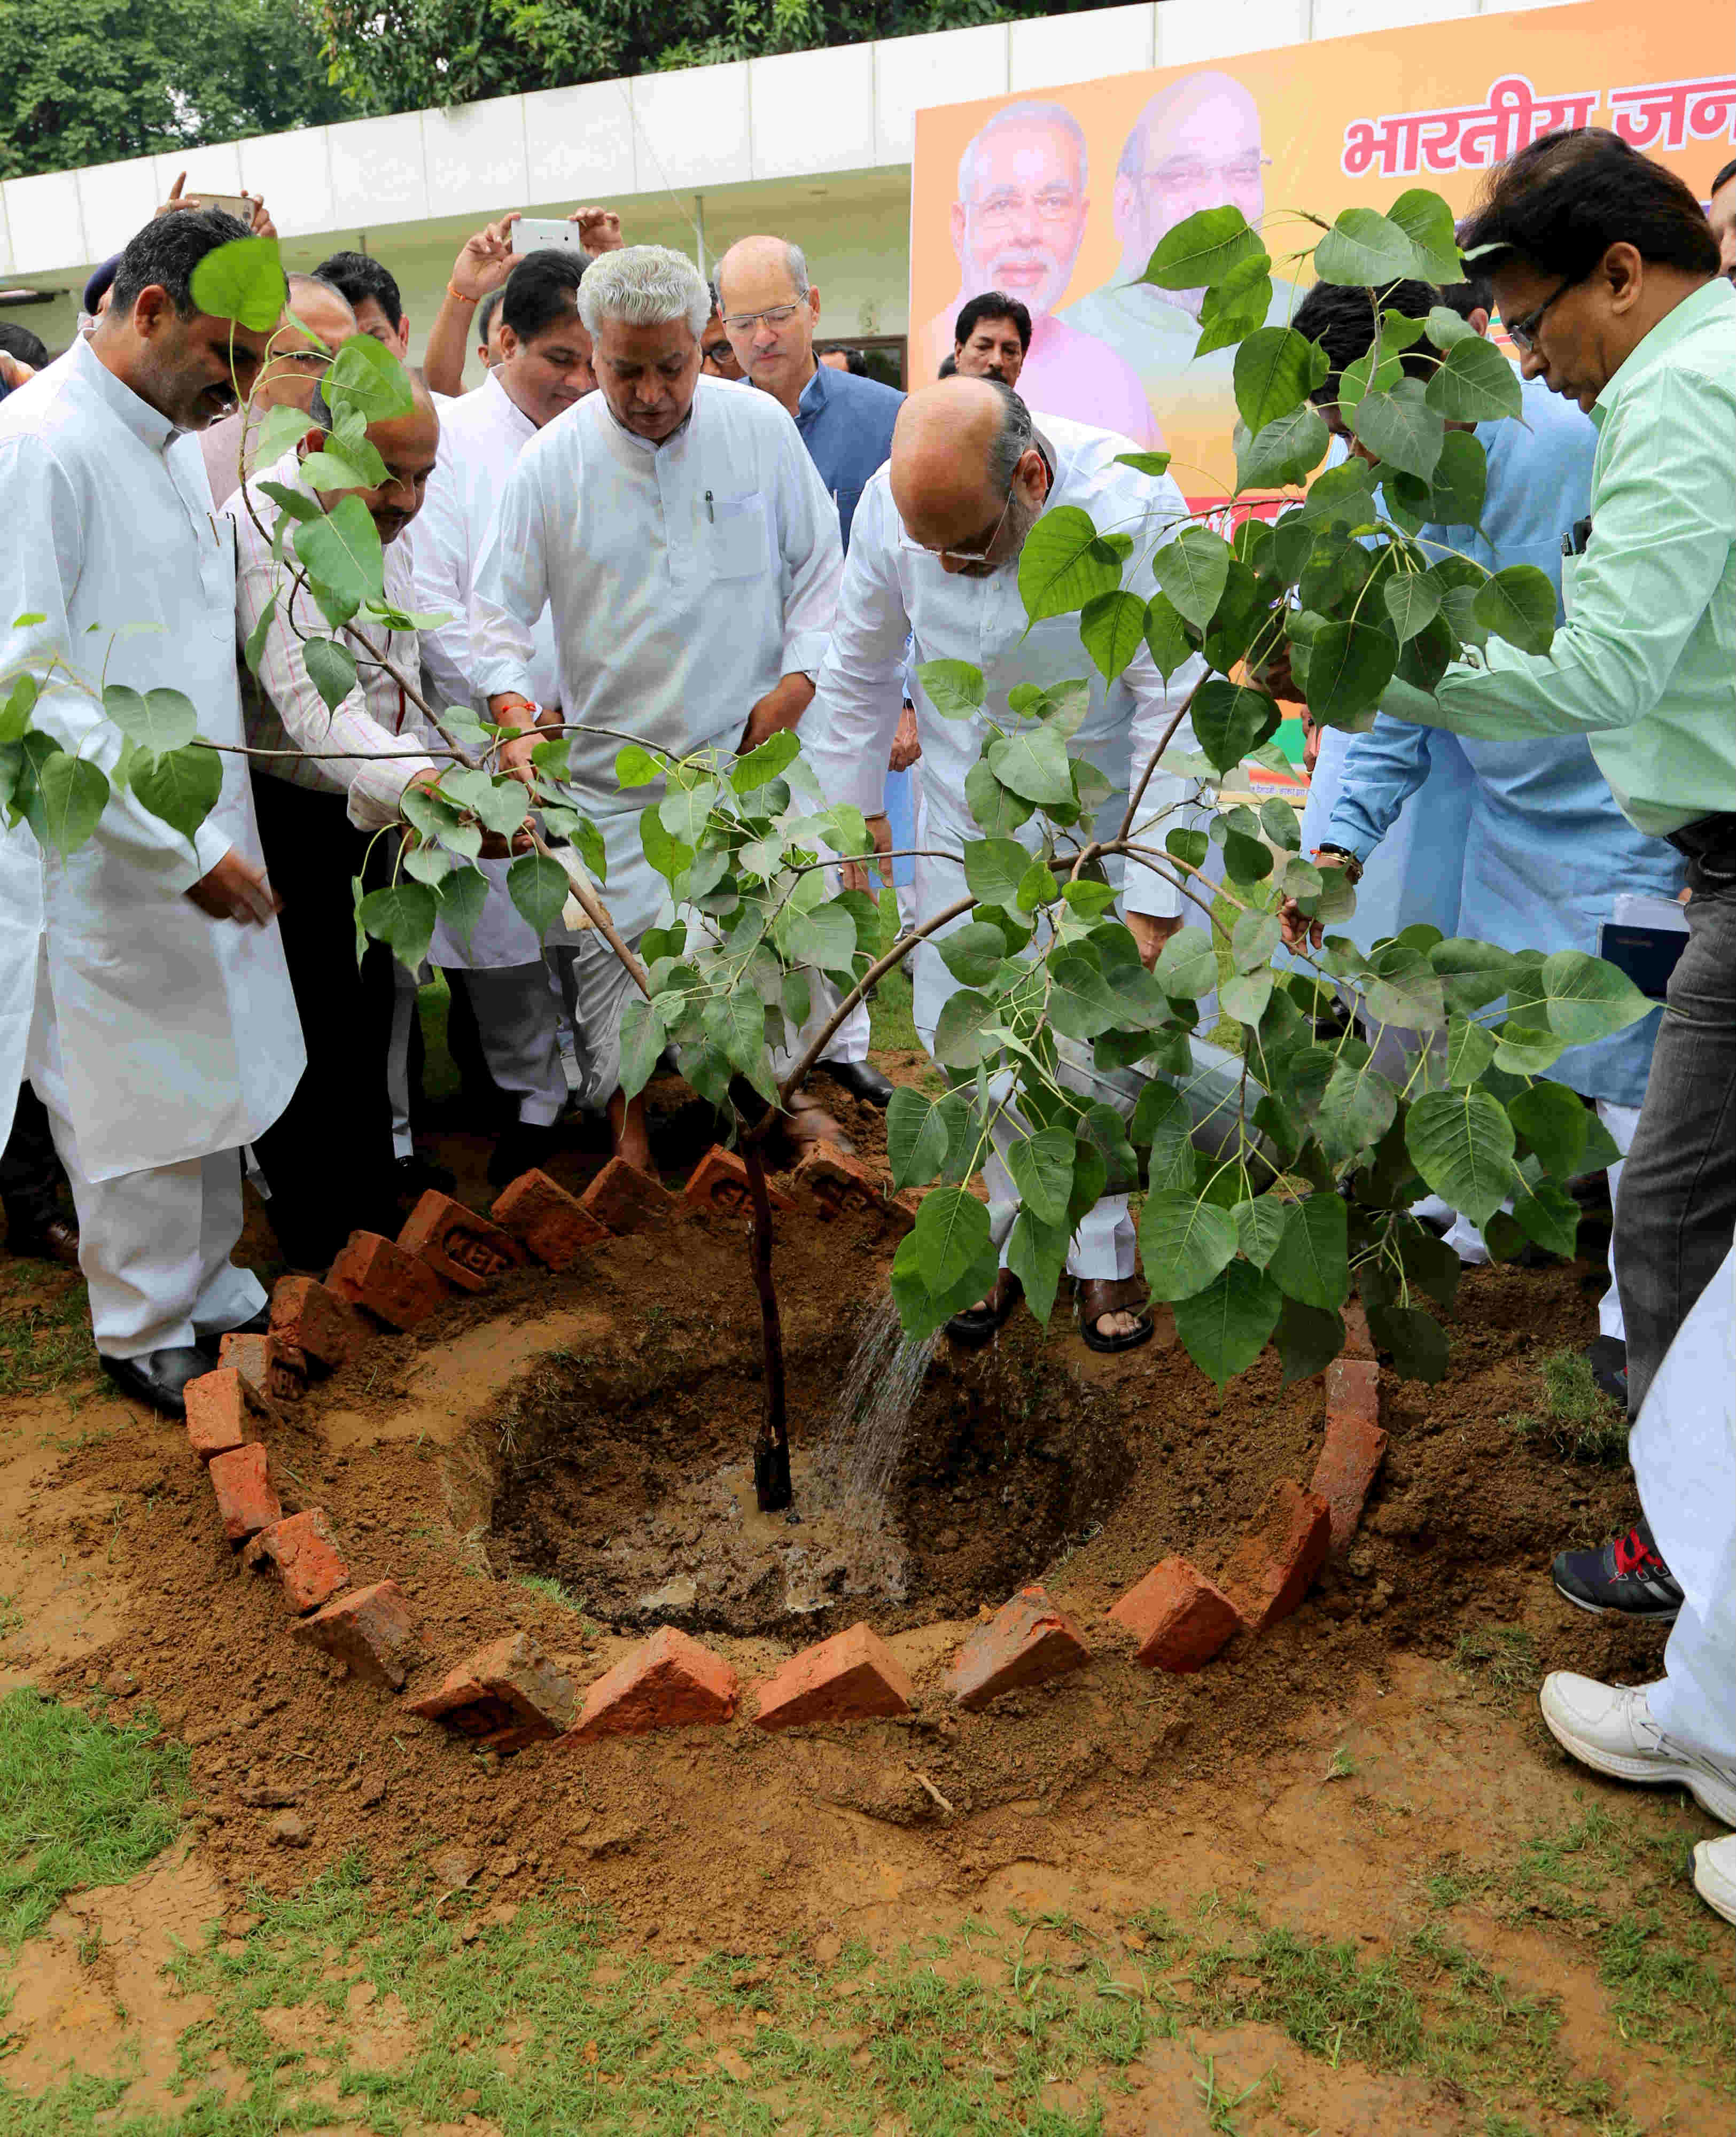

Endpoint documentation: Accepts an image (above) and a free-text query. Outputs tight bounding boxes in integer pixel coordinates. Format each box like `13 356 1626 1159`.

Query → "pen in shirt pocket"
705 489 715 522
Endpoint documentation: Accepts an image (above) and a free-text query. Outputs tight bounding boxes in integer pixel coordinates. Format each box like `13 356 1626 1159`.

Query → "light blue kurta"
1320 373 1684 1106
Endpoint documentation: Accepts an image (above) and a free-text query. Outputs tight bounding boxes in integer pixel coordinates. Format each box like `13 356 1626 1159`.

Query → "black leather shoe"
395 1152 456 1200
814 1059 895 1109
5 1216 80 1268
99 1346 215 1419
487 1121 561 1189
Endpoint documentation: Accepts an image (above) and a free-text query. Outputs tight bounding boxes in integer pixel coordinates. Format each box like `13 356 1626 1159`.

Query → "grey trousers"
1614 887 1736 1418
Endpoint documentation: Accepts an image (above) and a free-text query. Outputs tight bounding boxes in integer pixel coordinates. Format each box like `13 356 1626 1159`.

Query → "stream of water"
821 1291 941 1522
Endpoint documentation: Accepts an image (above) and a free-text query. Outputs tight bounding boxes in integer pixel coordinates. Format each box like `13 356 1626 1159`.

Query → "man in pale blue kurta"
1289 280 1684 1369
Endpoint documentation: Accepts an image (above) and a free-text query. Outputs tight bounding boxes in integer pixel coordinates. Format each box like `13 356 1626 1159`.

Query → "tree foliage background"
0 0 1059 181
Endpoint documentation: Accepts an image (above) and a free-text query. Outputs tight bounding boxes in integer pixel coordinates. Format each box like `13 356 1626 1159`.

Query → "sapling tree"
0 199 1652 1508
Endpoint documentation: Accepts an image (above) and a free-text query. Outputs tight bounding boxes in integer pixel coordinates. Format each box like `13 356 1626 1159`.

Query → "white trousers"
26 974 262 1358
454 964 567 1127
387 961 420 1159
1631 1238 1736 1766
1434 1099 1640 1343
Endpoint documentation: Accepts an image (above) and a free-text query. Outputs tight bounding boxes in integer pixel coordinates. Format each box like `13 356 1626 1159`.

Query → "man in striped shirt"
224 378 445 1270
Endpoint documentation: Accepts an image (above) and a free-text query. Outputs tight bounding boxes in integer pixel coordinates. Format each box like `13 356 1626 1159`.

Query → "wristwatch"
1315 843 1364 885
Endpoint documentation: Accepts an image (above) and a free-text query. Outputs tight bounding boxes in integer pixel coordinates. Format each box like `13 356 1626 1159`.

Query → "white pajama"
1630 1239 1736 1766
26 962 262 1356
454 966 569 1126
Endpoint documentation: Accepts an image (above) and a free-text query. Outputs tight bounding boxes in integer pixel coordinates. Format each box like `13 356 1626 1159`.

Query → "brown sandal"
946 1269 1024 1348
1077 1275 1154 1354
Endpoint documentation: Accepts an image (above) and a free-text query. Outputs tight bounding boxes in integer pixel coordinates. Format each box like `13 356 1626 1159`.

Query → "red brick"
1311 1366 1388 1555
947 1585 1091 1711
397 1191 523 1293
683 1146 795 1218
222 1327 308 1403
793 1144 886 1221
269 1275 364 1374
1108 1557 1240 1673
1342 1300 1375 1360
1218 1480 1332 1633
326 1231 447 1330
752 1623 913 1730
207 1442 282 1545
184 1369 248 1462
490 1169 607 1270
243 1509 350 1614
293 1580 418 1689
409 1632 576 1751
566 1626 737 1741
579 1156 675 1236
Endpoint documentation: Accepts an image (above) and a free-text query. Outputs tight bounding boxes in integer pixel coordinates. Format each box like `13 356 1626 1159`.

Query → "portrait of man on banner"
915 99 1162 446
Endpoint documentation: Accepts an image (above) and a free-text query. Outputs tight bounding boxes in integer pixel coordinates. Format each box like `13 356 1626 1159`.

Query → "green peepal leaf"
1425 333 1522 423
1079 590 1147 683
1387 189 1462 282
293 494 384 628
962 837 1031 911
33 753 109 857
910 1184 993 1297
1113 451 1173 478
1351 379 1444 481
1153 527 1231 631
1142 592 1197 681
1314 207 1425 287
891 1221 1000 1342
918 660 986 721
1473 566 1557 657
1506 1081 1590 1179
1537 948 1653 1044
731 730 800 788
1139 1191 1237 1304
1143 205 1266 292
432 862 488 946
189 236 285 331
130 743 222 848
506 851 570 938
1006 1127 1075 1228
303 638 359 714
1234 1196 1287 1269
1305 619 1397 727
1277 1296 1346 1388
324 331 416 424
1003 1208 1068 1328
1174 1260 1282 1387
1268 1193 1349 1311
358 881 438 969
1405 1087 1516 1227
1367 1303 1449 1384
886 1087 960 1192
100 684 198 760
1383 575 1442 644
986 723 1073 806
617 995 664 1102
1193 678 1280 774
1018 506 1123 621
616 743 666 786
1235 403 1330 491
1233 327 1328 435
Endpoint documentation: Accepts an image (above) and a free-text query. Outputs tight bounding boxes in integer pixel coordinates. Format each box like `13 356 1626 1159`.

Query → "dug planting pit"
477 1296 1139 1640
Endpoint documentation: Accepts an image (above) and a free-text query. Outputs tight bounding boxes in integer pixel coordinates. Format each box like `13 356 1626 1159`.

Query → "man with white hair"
471 246 845 1171
1062 72 1298 494
804 377 1209 1354
918 100 1158 446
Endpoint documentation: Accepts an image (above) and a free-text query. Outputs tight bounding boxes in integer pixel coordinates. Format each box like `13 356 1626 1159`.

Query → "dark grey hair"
982 378 1036 492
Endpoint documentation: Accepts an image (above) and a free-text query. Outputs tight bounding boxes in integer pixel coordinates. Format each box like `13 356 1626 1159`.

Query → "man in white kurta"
407 247 595 1179
804 377 1209 1352
471 245 844 1170
0 211 303 1416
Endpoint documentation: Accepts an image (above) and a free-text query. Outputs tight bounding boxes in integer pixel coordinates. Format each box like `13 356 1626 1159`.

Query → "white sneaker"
1694 1835 1736 1927
1538 1674 1736 1827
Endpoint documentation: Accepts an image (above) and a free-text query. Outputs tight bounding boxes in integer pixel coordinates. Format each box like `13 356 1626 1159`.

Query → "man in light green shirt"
1384 126 1736 1848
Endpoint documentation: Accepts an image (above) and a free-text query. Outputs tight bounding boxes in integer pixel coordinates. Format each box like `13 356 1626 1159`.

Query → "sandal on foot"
1077 1275 1154 1354
946 1270 1024 1348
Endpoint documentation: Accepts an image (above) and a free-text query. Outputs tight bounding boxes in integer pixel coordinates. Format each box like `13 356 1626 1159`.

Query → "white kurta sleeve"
774 427 845 678
803 486 910 817
407 463 478 716
229 500 440 832
0 434 229 887
470 458 548 705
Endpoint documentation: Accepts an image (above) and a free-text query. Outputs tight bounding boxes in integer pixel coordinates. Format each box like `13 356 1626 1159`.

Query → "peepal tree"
0 198 1652 1483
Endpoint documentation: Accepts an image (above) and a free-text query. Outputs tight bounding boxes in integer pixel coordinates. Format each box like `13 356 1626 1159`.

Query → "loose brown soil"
0 1077 1727 2132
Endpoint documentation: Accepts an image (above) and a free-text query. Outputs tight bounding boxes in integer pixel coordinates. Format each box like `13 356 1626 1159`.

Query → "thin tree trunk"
742 1138 791 1512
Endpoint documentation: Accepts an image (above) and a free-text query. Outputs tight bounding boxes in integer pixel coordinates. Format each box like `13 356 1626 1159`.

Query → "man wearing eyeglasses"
1062 72 1299 497
804 377 1211 1355
1368 131 1736 1658
700 293 746 381
917 101 1159 450
197 274 356 506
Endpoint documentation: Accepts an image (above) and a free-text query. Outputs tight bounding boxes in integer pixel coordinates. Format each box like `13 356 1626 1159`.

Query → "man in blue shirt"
716 235 911 1106
1286 274 1684 1390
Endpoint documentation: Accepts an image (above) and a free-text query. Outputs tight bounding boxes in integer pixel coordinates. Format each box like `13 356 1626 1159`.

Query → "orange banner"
910 0 1736 507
